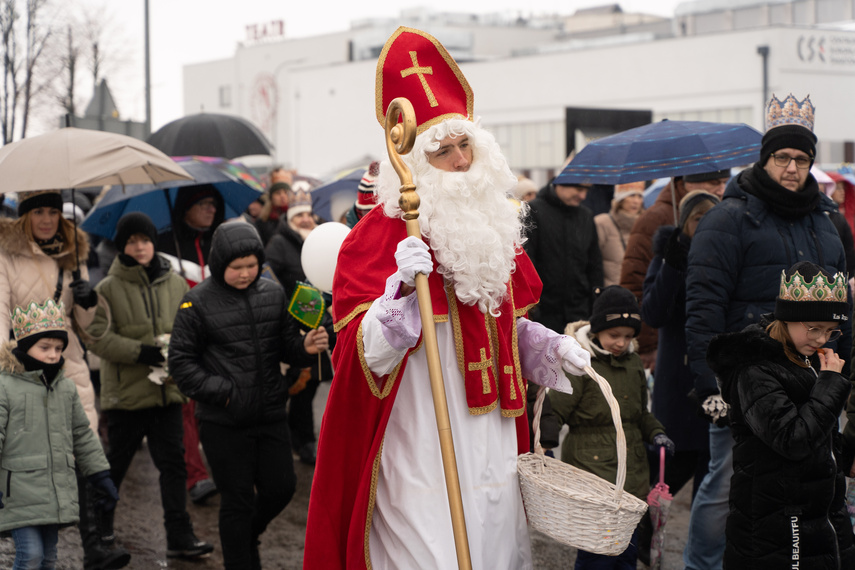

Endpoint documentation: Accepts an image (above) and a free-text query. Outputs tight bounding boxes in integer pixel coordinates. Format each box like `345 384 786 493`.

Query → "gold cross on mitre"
400 51 438 108
375 26 475 135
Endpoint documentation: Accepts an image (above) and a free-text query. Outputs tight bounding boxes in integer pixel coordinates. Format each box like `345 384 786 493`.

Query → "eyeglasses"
771 153 811 170
800 322 842 342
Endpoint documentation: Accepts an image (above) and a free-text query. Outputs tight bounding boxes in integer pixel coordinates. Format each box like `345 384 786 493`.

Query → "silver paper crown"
765 93 815 132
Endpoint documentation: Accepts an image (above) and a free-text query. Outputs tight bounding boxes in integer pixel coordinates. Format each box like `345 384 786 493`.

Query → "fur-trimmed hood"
0 341 25 375
0 217 90 272
707 319 813 403
564 320 638 358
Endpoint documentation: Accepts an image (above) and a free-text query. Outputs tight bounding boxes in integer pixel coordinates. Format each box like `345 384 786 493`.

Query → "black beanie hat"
114 212 158 252
15 329 69 354
590 285 642 335
760 124 817 169
775 261 849 323
18 190 63 217
678 190 720 231
683 169 731 183
268 182 291 196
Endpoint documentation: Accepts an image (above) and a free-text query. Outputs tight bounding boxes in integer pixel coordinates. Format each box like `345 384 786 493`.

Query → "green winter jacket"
87 255 189 411
549 321 665 500
0 343 110 532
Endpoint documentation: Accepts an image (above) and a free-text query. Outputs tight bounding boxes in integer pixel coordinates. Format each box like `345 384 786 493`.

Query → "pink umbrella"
647 446 673 569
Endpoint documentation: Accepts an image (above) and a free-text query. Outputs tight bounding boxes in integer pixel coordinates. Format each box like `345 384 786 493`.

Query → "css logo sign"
798 36 826 62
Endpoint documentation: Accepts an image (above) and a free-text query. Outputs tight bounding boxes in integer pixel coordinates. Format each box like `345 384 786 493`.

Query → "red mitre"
375 26 474 134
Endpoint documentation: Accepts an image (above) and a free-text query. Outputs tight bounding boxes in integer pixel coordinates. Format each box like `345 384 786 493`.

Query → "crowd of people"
1 24 855 570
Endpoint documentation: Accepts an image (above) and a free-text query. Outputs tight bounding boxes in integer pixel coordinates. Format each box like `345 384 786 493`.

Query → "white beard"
376 120 526 315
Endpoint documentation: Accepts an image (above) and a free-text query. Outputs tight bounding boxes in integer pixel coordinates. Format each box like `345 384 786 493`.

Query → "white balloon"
300 222 351 294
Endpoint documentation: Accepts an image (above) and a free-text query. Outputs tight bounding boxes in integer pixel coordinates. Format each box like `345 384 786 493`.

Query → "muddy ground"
0 383 692 569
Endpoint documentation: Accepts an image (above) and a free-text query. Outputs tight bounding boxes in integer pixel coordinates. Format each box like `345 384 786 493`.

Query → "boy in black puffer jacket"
169 221 329 570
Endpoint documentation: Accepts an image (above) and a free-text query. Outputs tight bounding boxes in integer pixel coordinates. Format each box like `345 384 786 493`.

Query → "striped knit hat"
356 161 380 211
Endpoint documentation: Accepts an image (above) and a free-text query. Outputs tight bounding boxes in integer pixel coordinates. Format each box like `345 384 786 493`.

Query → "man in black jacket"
524 181 604 333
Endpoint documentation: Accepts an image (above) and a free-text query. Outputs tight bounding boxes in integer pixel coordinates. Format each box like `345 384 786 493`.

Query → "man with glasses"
684 94 854 569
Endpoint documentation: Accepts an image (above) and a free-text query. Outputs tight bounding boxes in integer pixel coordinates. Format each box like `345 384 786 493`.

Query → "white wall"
185 25 855 178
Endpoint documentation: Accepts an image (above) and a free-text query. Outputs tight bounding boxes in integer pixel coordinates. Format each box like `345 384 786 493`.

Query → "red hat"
356 161 380 211
376 27 474 135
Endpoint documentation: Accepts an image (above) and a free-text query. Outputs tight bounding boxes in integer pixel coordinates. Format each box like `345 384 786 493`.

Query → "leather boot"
77 469 131 570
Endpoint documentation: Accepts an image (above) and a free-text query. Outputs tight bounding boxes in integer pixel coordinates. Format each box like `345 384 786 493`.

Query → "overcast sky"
83 0 683 131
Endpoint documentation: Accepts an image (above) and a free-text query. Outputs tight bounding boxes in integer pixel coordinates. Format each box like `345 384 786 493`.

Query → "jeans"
199 419 297 570
10 525 59 570
574 528 638 569
683 424 734 570
105 404 192 538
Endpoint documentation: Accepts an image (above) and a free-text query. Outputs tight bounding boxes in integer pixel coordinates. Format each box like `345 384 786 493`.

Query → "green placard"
288 282 326 329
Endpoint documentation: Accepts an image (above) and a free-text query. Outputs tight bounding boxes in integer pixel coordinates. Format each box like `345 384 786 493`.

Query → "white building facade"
183 0 855 183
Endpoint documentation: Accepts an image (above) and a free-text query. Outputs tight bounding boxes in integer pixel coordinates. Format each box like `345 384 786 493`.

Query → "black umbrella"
147 113 274 159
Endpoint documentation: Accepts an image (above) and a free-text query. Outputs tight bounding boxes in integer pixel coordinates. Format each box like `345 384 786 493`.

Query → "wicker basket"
518 365 648 555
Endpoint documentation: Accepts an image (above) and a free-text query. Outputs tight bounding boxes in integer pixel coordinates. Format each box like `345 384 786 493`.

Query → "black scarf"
12 348 64 383
35 233 65 257
119 253 165 283
740 163 821 219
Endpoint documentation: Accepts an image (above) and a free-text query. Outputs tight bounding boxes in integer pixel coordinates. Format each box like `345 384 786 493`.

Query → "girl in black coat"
708 261 855 569
169 221 329 569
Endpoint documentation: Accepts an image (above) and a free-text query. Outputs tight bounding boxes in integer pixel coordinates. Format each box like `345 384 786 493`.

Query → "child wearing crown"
0 300 118 569
707 261 854 569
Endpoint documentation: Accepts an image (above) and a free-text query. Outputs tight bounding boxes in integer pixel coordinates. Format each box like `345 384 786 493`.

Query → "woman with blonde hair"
0 189 130 569
594 181 645 286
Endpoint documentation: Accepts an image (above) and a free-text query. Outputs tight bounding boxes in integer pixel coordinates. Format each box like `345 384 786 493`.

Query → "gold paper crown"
778 269 847 304
765 93 815 131
10 300 67 342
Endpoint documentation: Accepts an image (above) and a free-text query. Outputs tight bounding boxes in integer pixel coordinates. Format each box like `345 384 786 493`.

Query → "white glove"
395 236 432 287
557 335 591 377
701 394 730 426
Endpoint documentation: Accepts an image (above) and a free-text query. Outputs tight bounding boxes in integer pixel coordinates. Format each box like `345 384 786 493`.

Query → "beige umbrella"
0 127 193 192
0 127 193 277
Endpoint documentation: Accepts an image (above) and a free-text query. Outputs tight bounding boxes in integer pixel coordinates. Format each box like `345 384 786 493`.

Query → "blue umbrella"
554 120 762 186
81 156 263 239
310 167 366 222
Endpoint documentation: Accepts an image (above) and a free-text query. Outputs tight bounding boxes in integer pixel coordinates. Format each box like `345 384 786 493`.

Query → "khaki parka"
86 254 189 411
0 343 109 532
548 321 665 500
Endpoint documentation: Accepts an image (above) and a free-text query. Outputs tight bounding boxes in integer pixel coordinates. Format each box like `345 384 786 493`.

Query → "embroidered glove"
70 278 98 309
663 228 689 272
376 273 422 352
87 470 119 512
516 318 580 394
653 433 676 456
701 393 730 427
137 344 166 366
394 236 432 287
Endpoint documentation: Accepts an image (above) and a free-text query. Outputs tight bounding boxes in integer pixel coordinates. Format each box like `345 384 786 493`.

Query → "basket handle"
529 365 629 504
